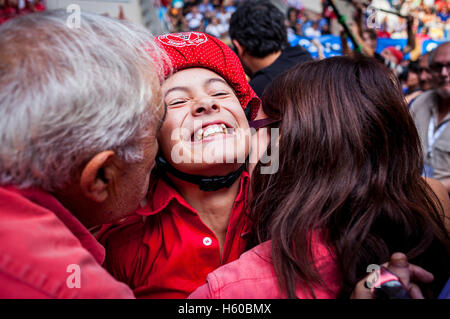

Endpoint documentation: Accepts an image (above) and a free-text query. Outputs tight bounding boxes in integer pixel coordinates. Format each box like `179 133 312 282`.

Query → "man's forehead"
434 44 450 62
419 54 429 66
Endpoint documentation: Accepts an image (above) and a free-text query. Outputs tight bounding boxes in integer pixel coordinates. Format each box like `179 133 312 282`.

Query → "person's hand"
351 252 434 299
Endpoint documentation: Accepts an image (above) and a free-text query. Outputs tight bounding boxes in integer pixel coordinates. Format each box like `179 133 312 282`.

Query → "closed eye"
167 99 187 107
212 92 229 97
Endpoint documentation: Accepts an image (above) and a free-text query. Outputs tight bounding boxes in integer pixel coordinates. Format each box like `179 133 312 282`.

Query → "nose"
191 96 220 116
420 70 429 81
441 65 449 77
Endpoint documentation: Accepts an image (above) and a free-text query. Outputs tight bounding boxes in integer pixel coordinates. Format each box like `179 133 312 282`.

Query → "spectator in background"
418 51 434 92
410 42 450 194
352 3 415 78
1 0 18 23
287 6 300 35
0 10 167 298
229 0 311 97
0 0 45 25
185 5 203 31
167 5 184 32
205 16 227 39
381 45 404 70
404 61 423 104
198 0 214 23
438 6 449 23
198 0 214 14
216 4 231 26
320 21 331 35
211 0 222 9
304 20 322 39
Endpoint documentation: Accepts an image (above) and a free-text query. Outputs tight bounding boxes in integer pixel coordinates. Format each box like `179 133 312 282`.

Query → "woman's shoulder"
189 239 341 299
424 177 450 231
189 241 281 299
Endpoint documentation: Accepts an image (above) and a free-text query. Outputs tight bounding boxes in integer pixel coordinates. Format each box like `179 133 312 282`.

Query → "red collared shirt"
99 172 251 299
0 186 134 298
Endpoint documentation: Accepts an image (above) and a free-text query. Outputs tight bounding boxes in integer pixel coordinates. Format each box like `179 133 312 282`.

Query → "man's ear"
232 39 245 58
80 151 116 203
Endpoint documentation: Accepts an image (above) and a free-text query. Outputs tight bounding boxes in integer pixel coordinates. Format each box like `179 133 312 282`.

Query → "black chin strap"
155 156 246 192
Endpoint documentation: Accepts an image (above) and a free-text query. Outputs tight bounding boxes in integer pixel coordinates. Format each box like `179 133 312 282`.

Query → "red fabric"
385 46 404 65
2 6 17 19
188 238 341 299
377 30 391 39
98 172 251 299
34 2 45 12
155 32 261 120
0 186 134 298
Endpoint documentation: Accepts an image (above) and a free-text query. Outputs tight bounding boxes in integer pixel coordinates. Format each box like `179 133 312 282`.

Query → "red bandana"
156 32 261 120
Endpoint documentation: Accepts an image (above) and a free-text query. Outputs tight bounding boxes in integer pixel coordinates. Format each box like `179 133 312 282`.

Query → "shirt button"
203 237 212 246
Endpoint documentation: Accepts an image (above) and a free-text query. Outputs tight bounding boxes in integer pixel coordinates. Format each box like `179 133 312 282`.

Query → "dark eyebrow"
164 86 189 99
204 78 229 88
164 77 230 99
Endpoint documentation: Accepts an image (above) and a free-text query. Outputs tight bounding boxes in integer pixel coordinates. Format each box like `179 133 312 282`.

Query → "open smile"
191 122 235 142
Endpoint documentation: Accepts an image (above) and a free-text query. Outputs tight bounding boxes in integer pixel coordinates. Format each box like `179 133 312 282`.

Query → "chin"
175 160 244 177
437 87 450 99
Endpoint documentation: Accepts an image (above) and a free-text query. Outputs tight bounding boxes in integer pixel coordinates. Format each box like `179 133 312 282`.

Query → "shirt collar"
136 170 250 217
7 186 106 265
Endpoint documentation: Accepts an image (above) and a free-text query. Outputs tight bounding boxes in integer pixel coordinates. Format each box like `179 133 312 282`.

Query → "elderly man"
0 10 166 298
410 42 450 194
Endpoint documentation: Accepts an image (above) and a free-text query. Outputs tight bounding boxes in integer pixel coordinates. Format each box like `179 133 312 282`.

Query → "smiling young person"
98 32 262 298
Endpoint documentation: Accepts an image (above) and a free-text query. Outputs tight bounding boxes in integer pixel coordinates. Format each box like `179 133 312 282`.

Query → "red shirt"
0 186 134 298
189 239 341 299
99 172 251 299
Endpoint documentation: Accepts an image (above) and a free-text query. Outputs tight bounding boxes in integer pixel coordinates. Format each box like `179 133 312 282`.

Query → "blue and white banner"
422 39 446 53
290 35 445 58
289 35 353 58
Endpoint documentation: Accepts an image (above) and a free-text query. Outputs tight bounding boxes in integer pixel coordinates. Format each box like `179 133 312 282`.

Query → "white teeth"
194 124 227 141
196 128 204 141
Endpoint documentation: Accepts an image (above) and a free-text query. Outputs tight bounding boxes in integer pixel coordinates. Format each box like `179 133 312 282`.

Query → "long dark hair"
250 56 450 298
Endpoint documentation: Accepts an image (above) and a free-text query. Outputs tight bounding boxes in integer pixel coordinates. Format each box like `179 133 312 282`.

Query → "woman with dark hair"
189 56 450 299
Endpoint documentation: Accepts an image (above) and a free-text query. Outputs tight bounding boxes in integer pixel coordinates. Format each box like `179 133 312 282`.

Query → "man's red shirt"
0 186 134 298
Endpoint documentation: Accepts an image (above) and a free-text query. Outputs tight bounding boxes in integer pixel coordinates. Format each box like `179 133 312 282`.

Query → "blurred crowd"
157 0 449 45
155 0 448 100
0 0 45 25
158 0 237 44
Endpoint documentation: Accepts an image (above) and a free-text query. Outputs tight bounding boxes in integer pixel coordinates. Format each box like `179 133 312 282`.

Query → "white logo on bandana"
158 32 208 48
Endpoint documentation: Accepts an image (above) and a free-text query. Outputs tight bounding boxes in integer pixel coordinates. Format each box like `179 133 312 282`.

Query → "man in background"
410 42 450 194
229 0 311 97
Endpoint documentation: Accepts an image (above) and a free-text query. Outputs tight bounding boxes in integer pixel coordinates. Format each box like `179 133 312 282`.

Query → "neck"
167 172 242 254
246 50 282 75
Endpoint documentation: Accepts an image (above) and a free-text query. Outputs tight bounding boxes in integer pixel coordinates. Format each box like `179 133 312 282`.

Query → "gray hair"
0 10 170 191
